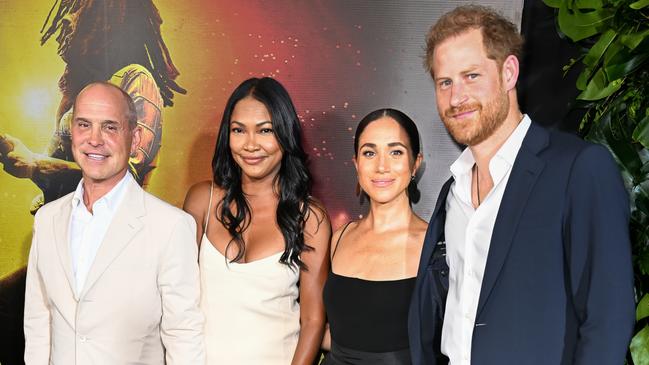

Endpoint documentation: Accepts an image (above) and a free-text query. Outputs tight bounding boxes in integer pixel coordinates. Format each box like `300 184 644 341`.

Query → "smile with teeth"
85 152 108 161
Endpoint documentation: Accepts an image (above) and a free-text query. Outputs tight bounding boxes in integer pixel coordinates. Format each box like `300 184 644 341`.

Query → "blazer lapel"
79 178 145 299
410 177 453 363
476 123 549 317
53 196 76 298
417 177 453 277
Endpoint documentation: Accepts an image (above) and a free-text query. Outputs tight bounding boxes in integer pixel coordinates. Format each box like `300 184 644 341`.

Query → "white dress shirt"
69 172 132 295
441 115 531 364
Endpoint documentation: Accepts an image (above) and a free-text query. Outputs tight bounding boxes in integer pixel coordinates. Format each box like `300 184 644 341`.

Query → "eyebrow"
388 142 408 148
230 120 273 127
360 142 408 149
73 117 121 125
434 64 482 81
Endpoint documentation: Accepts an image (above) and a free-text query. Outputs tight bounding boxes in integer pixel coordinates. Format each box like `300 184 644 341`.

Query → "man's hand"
0 133 38 179
0 133 12 155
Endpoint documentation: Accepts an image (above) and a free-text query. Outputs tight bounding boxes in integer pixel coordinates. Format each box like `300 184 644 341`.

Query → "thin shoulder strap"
204 182 215 232
331 221 353 259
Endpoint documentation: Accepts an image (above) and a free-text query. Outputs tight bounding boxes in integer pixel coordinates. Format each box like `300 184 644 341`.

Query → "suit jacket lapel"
53 196 76 298
79 178 145 299
418 177 453 278
476 123 548 317
410 176 453 363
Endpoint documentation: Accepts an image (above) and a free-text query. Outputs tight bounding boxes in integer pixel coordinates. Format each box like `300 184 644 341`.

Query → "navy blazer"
409 122 635 365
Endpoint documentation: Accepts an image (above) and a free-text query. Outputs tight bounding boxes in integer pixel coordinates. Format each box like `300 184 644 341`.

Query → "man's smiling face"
71 84 140 188
432 28 509 146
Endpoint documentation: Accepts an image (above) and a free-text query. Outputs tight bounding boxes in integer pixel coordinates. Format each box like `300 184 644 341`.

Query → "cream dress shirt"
69 172 131 295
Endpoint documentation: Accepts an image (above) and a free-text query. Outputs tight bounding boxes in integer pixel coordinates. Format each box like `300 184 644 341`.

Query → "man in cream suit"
24 82 205 364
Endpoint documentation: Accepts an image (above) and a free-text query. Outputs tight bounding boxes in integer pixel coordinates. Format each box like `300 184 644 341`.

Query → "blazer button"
79 335 88 343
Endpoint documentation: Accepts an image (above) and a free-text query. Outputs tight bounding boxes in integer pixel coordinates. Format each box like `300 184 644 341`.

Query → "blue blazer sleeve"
564 144 635 364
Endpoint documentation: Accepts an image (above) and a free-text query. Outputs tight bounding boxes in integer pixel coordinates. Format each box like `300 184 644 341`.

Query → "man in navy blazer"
408 5 635 365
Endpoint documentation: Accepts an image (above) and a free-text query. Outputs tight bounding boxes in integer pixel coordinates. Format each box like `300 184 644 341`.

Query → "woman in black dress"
322 108 427 364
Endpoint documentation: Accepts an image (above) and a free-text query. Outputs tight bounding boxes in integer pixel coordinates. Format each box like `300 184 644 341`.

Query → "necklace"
474 164 481 207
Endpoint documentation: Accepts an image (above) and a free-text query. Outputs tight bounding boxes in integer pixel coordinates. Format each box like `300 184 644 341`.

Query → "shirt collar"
449 114 532 180
494 114 531 166
71 172 133 213
449 146 475 180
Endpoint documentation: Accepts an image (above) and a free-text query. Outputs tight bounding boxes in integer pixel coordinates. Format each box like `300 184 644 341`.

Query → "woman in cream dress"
184 77 331 364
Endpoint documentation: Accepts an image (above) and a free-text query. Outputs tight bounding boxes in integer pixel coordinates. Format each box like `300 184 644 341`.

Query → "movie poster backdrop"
0 1 522 363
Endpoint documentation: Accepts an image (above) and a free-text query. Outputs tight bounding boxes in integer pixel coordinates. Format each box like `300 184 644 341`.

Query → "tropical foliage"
543 0 649 363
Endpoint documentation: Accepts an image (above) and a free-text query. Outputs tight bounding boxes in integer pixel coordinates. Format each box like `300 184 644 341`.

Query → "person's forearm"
321 324 331 351
32 155 81 186
291 318 326 365
35 155 80 177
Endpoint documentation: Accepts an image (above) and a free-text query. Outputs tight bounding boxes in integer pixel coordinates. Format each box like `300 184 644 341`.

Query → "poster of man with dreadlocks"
0 0 184 207
0 1 185 363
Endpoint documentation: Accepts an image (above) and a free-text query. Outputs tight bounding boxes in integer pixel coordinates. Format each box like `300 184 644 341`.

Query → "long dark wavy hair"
354 108 422 204
212 77 314 270
41 0 186 108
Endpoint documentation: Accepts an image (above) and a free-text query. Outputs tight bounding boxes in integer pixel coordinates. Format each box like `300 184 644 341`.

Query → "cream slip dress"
199 184 301 364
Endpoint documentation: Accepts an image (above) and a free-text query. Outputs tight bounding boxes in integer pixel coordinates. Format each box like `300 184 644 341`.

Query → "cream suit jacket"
24 177 205 365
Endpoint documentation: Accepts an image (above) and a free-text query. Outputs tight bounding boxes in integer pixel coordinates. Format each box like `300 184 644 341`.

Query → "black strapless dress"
323 271 415 365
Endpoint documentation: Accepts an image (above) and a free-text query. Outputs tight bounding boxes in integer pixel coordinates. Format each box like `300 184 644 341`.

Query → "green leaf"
631 325 649 365
575 0 604 9
640 249 649 276
638 294 649 321
558 2 612 42
577 68 623 100
576 68 592 90
606 53 649 81
630 0 649 9
543 0 561 8
634 114 649 150
621 30 649 50
583 29 617 68
598 107 643 175
603 38 625 64
633 183 649 213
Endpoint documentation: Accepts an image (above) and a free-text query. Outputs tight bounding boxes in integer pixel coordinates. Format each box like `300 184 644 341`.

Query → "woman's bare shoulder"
329 219 361 254
410 213 429 243
183 180 226 213
184 181 211 206
413 213 429 231
332 219 359 238
304 197 332 238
